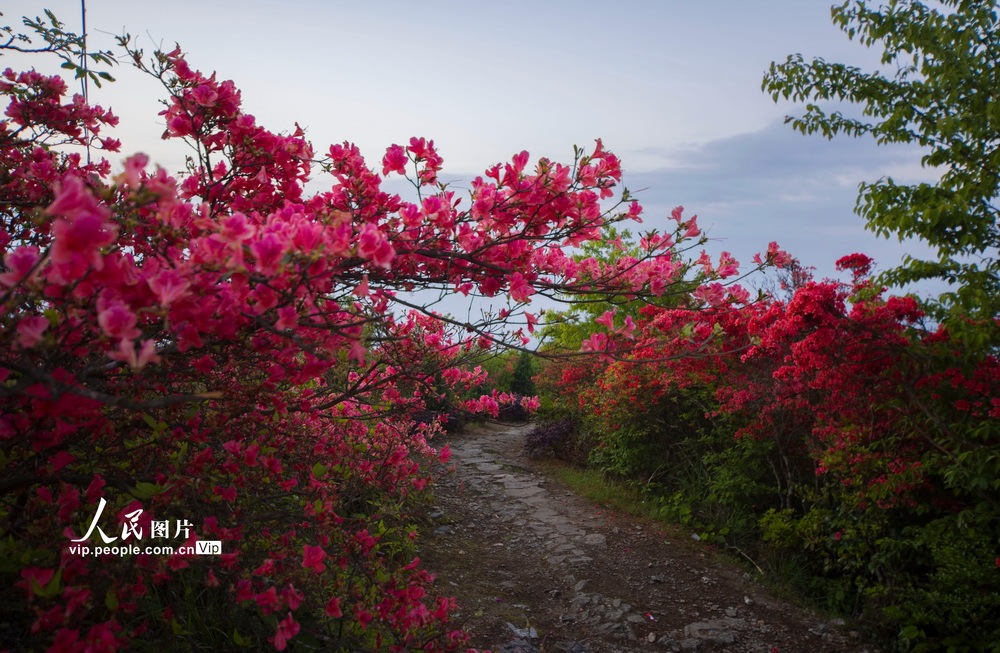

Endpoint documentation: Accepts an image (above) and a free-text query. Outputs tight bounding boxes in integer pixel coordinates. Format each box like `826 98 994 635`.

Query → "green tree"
510 350 537 396
538 225 701 352
763 0 999 350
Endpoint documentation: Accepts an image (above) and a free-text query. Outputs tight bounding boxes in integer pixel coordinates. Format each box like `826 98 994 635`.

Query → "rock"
725 607 738 618
497 638 539 653
574 579 589 592
683 618 741 646
647 632 657 643
583 533 607 546
506 622 538 639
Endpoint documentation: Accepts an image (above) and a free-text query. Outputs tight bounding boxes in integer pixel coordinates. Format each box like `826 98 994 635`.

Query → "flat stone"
476 462 503 473
554 524 585 537
583 533 607 546
532 508 561 521
502 477 542 490
683 619 740 645
507 486 545 499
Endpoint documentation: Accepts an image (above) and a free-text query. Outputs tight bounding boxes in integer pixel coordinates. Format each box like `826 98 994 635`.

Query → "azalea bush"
543 253 1000 649
0 14 761 651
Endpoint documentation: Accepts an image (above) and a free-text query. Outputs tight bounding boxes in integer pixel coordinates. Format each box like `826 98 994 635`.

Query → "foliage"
522 418 584 463
1 9 117 88
544 253 1000 650
762 0 1000 349
761 6 1000 640
509 351 536 397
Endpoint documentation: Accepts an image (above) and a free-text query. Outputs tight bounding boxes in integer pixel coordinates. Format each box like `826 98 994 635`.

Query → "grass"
533 460 663 525
532 456 833 614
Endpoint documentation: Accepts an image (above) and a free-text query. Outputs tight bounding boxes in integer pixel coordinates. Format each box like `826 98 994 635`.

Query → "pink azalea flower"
682 215 701 239
15 315 49 348
218 212 256 245
766 241 794 268
693 283 727 307
356 223 395 268
190 84 219 107
147 268 190 307
120 153 149 188
96 297 140 340
235 579 254 603
250 231 287 275
508 273 534 303
16 567 55 597
302 544 326 573
254 586 279 613
49 450 76 473
0 245 41 287
108 338 161 371
524 311 538 333
595 310 616 330
275 306 298 331
716 251 740 278
382 144 408 176
270 612 300 651
47 180 118 280
324 596 343 618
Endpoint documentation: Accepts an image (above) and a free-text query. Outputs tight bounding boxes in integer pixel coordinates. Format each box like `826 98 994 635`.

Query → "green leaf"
105 588 119 611
34 568 62 598
131 482 161 500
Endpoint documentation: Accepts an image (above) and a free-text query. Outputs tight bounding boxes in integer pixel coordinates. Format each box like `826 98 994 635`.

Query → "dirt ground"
418 422 879 653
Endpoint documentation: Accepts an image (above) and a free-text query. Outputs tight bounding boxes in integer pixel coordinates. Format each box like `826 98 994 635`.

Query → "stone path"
420 423 877 653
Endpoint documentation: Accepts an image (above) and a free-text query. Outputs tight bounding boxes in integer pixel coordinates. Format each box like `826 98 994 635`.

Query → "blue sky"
5 1 938 293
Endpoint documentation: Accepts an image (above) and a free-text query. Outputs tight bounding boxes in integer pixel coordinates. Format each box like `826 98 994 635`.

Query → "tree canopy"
763 0 1000 350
